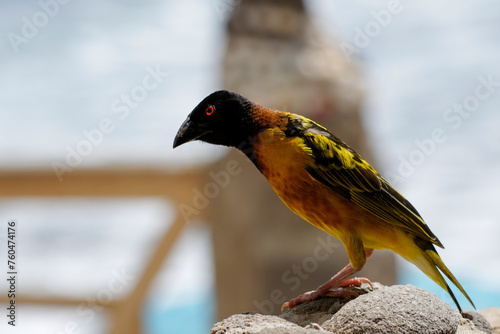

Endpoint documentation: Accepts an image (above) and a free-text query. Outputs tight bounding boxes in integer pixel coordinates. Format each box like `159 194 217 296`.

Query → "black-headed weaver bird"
173 90 474 312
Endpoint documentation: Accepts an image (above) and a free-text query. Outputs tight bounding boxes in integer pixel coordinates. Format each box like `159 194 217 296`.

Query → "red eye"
205 105 215 116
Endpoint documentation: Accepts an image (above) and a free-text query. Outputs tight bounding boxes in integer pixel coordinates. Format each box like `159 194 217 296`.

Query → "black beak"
173 117 210 148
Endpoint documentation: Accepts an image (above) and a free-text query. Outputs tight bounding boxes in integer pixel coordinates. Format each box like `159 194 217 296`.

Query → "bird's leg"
282 249 374 311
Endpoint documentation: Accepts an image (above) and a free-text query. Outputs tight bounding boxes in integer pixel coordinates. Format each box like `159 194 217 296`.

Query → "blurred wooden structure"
0 168 205 334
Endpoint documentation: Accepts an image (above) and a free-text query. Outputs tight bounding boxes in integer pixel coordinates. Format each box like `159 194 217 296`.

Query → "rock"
321 285 460 334
210 313 321 334
461 310 495 334
457 315 490 334
210 284 496 334
480 308 500 334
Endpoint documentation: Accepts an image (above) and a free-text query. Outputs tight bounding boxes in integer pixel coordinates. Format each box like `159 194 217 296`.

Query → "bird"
173 90 474 313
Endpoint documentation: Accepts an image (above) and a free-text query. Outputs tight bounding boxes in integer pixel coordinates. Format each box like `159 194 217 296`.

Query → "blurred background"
1 0 500 333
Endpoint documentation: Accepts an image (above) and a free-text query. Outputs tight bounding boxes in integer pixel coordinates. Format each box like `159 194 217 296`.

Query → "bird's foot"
337 277 373 290
281 277 373 312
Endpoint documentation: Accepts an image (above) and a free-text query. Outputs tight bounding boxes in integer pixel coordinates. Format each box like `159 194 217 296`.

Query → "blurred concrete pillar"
208 0 396 320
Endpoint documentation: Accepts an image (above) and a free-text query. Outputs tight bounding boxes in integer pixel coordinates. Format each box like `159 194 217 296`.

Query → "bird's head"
173 90 255 149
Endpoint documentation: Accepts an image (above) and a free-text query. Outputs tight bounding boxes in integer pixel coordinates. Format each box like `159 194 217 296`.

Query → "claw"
360 277 374 290
338 277 373 290
281 302 289 312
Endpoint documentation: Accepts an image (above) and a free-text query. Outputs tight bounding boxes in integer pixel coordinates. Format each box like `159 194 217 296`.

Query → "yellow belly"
252 128 410 254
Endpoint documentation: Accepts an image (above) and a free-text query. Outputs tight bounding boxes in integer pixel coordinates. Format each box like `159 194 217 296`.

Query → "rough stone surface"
210 284 496 334
480 308 500 334
321 285 460 334
457 315 490 334
210 313 320 334
462 310 495 334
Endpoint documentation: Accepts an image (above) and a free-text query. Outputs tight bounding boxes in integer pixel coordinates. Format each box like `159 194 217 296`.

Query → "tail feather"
425 248 476 311
415 238 475 313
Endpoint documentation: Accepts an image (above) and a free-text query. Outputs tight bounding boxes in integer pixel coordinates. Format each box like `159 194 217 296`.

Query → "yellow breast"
252 128 347 237
251 127 405 252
